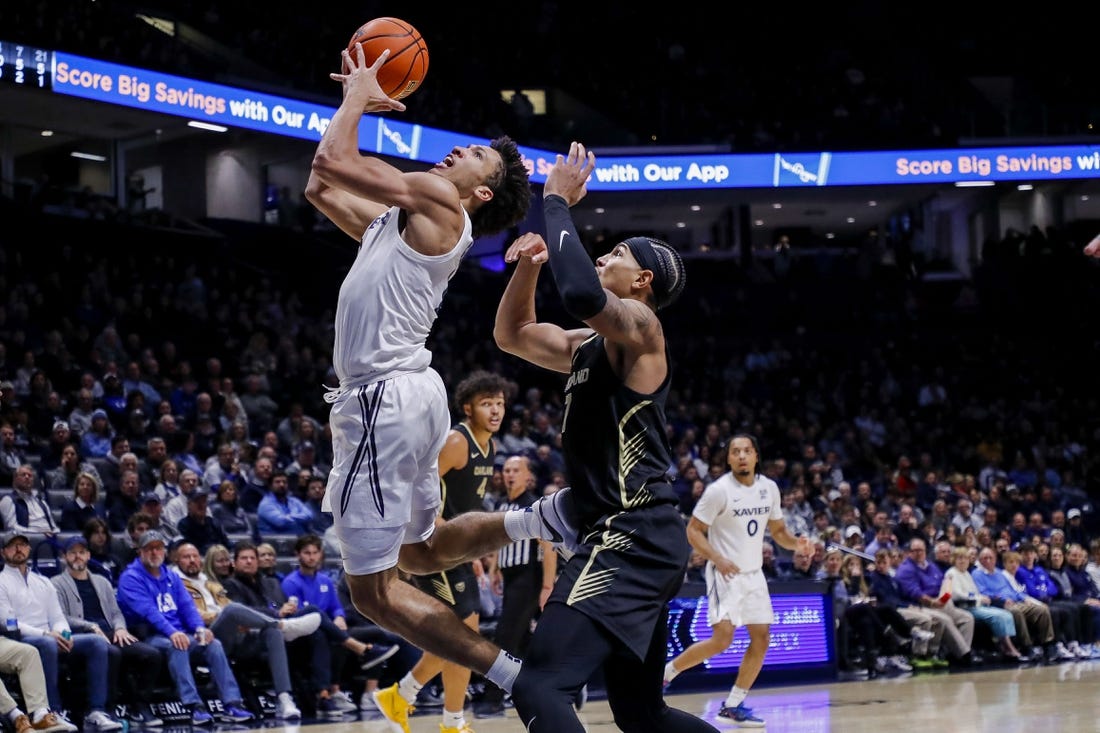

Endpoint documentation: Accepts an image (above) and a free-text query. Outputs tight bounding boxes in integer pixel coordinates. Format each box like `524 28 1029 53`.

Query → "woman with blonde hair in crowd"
60 471 107 531
203 543 233 583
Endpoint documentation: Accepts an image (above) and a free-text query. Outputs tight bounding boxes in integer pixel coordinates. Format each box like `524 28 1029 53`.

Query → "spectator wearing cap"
50 536 163 727
175 490 229 555
284 441 327 487
37 422 74 474
116 531 255 726
0 465 58 538
44 444 103 496
78 411 113 460
139 492 179 540
0 532 121 731
257 470 312 535
842 524 865 550
1065 508 1088 546
57 471 107 532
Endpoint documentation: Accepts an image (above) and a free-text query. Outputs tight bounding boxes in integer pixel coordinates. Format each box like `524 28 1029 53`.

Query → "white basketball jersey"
691 472 782 573
331 206 473 387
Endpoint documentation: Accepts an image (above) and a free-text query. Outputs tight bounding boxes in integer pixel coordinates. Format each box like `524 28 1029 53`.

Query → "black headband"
623 236 686 310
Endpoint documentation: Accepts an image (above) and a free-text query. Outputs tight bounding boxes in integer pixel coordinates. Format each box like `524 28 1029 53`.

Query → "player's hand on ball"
505 232 549 265
331 46 407 114
544 141 595 206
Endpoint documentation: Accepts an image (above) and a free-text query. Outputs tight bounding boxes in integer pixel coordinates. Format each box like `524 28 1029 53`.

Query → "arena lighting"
187 120 228 132
1017 183 1034 191
955 181 996 187
70 151 106 161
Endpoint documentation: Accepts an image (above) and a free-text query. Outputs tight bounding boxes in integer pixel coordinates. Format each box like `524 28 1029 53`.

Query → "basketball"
345 17 429 100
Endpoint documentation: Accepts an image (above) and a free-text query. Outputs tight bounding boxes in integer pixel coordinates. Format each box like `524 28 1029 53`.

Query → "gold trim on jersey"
430 570 457 606
566 514 633 605
618 401 656 508
457 422 491 458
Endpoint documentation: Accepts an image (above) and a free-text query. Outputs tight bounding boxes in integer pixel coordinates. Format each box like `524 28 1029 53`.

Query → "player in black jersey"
494 141 716 733
383 371 511 733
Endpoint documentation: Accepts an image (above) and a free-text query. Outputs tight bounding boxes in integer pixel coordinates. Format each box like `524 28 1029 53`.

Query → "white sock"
32 710 50 724
725 686 748 708
486 649 522 693
397 672 422 703
442 708 466 728
664 661 680 681
5 709 24 723
504 507 539 541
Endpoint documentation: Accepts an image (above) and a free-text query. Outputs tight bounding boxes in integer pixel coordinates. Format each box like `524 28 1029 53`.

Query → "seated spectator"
840 553 913 673
209 480 257 540
201 444 240 492
941 546 1024 662
238 456 273 514
257 542 285 583
105 470 142 534
202 544 234 585
50 536 163 727
162 469 201 530
1016 543 1093 658
116 531 255 726
256 470 312 535
82 518 126 585
867 549 942 668
138 493 179 540
151 459 181 504
1 420 29 488
302 476 333 534
0 531 121 730
1 465 59 538
175 491 229 555
893 538 977 665
1060 543 1100 648
970 547 1058 662
78 411 113 460
44 445 102 495
1048 545 1100 655
58 472 107 532
0 634 77 733
781 547 817 580
222 541 358 716
1003 548 1082 659
172 542 319 720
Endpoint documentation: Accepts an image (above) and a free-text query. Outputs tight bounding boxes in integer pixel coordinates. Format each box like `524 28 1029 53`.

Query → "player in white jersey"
305 45 557 732
663 434 811 727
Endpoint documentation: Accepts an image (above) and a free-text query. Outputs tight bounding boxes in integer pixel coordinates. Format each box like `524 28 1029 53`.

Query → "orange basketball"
346 17 429 100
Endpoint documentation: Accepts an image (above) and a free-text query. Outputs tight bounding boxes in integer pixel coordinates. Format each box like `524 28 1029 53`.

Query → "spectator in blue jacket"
115 531 255 726
1013 544 1091 658
893 537 976 664
256 471 313 535
970 547 1056 662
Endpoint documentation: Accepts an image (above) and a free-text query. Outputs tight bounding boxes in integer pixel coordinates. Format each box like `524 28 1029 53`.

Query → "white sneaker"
910 627 935 643
275 698 301 720
84 711 122 732
1069 641 1091 659
281 612 322 641
330 690 358 713
889 655 913 672
1056 642 1077 660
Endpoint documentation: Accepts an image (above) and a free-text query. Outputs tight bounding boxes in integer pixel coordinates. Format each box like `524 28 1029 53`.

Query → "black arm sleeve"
543 195 607 321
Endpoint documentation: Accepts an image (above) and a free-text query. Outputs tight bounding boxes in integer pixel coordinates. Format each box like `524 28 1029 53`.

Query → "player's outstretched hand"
505 232 549 264
1084 233 1100 258
331 46 407 114
544 141 595 207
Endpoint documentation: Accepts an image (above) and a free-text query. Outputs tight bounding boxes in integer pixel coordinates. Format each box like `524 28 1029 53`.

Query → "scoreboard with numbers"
0 41 53 89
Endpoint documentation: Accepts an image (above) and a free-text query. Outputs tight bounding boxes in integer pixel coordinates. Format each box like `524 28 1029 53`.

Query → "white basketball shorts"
704 566 775 627
324 368 450 575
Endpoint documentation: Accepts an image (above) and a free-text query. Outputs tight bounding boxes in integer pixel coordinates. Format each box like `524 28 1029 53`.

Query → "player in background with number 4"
663 434 812 728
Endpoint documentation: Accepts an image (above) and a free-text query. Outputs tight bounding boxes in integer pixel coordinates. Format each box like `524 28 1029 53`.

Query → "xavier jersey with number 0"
331 206 473 388
691 472 782 573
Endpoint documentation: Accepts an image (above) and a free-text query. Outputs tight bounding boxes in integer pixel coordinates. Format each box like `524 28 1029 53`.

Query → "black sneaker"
473 700 506 719
573 684 588 712
359 643 400 671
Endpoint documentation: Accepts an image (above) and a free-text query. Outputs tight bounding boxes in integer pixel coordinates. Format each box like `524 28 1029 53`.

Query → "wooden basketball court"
278 661 1100 732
